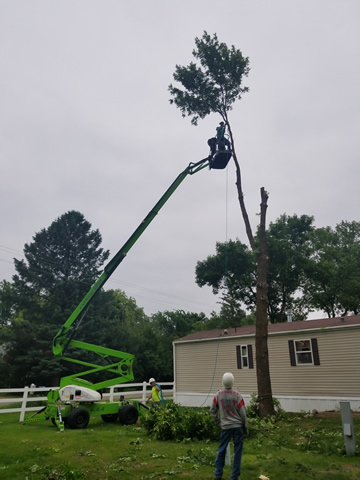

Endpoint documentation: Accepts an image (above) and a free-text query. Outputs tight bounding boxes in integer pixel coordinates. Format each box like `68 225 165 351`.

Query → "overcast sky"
1 1 359 319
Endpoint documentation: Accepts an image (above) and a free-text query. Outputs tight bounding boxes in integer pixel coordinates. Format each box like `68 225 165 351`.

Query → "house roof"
174 315 360 343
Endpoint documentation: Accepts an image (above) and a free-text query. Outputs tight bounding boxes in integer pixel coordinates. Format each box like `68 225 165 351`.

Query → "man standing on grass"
146 377 164 407
210 372 248 480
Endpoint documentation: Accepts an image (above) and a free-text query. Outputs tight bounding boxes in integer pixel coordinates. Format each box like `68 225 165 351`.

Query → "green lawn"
0 411 359 479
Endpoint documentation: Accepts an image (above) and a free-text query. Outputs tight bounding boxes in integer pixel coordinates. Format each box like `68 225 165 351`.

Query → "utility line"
0 242 219 313
199 162 230 407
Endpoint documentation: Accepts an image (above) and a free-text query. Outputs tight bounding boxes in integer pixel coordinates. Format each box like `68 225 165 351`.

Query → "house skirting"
174 392 360 413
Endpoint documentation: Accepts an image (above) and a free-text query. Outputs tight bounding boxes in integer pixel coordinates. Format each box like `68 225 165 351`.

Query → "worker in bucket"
210 372 248 480
216 121 231 151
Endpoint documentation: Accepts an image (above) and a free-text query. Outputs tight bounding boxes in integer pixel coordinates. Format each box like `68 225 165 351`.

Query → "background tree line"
0 210 359 388
196 214 360 322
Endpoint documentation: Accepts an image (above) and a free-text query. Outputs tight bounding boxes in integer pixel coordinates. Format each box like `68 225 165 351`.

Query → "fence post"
142 381 147 403
109 385 114 402
20 387 29 422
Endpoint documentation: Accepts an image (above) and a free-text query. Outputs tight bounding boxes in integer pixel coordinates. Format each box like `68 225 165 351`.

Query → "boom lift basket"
209 150 232 169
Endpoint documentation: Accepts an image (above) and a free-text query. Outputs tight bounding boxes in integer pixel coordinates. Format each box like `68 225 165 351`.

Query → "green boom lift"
24 151 231 431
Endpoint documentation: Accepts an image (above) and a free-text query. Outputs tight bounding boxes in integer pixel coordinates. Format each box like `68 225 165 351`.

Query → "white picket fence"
0 382 174 422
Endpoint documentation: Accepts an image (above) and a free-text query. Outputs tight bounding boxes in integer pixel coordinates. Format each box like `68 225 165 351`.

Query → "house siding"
174 322 360 410
268 327 360 396
175 338 257 394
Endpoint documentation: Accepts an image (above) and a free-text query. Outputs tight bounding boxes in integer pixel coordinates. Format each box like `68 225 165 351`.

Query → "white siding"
175 338 257 394
268 328 360 397
174 324 360 410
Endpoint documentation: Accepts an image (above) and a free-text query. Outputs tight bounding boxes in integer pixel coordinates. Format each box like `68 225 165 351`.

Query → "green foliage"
142 403 219 442
0 280 15 328
13 210 109 303
0 210 209 387
266 214 315 322
1 211 110 387
195 238 256 326
246 393 285 422
196 239 255 304
75 288 151 383
196 215 315 322
293 425 345 456
0 412 359 479
39 463 86 479
191 308 252 333
169 31 249 124
303 221 360 317
177 447 215 466
150 310 207 339
140 310 208 382
195 216 360 321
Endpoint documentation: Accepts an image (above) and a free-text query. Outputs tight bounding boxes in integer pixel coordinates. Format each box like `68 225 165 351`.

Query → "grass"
0 411 359 479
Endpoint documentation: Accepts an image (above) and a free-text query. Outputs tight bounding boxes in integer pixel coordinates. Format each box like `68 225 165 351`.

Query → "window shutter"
248 344 254 369
236 345 242 369
311 338 320 365
288 340 296 366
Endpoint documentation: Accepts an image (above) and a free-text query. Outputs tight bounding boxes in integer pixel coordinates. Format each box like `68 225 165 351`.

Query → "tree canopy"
303 221 360 317
196 216 360 321
169 31 249 125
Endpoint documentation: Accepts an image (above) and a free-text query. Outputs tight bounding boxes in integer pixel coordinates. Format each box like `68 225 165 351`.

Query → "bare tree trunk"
226 121 274 416
226 122 255 250
255 188 274 416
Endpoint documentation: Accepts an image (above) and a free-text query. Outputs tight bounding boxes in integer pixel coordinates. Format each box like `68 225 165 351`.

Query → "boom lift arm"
52 157 212 391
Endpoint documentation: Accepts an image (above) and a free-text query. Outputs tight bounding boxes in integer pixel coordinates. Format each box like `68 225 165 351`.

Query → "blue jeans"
214 426 245 480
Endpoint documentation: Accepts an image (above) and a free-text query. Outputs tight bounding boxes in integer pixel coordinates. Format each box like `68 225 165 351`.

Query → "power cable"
0 242 219 314
198 162 230 407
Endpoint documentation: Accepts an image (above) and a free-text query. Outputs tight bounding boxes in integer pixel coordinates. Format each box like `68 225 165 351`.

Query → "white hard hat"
149 378 155 383
222 372 234 389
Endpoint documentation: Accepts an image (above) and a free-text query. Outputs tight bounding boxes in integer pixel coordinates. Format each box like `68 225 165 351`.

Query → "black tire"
118 404 139 425
101 413 118 423
67 407 90 429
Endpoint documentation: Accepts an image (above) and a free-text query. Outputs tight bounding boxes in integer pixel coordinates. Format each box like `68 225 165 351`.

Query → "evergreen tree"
0 280 14 328
3 211 109 386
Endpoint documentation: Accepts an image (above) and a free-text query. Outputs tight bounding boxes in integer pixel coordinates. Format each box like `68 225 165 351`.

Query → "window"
236 344 254 369
288 338 320 366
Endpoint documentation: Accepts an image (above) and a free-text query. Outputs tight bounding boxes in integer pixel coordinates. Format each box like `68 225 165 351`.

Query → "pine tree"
3 211 109 386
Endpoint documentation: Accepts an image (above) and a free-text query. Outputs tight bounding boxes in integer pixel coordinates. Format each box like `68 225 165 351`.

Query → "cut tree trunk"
229 124 274 417
255 187 274 417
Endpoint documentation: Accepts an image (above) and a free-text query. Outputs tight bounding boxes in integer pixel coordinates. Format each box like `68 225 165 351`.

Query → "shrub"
142 402 219 442
247 393 285 421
